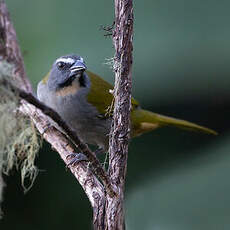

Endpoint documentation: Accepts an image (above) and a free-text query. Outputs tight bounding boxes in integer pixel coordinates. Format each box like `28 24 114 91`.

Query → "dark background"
1 0 230 229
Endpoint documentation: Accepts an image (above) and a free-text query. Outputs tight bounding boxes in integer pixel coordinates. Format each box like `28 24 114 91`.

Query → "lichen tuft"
0 61 41 216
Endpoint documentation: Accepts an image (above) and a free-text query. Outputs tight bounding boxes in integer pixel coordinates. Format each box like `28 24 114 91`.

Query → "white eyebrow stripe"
55 57 75 65
79 57 84 63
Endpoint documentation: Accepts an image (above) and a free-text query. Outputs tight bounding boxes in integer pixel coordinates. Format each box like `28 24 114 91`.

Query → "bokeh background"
1 0 230 229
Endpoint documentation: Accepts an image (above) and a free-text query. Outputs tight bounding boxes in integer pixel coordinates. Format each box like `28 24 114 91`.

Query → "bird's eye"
57 62 65 69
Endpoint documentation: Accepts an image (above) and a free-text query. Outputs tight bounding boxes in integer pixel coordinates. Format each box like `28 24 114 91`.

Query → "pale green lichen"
0 61 41 217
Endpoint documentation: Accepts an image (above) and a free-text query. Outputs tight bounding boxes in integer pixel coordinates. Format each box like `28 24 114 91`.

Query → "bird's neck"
55 78 81 97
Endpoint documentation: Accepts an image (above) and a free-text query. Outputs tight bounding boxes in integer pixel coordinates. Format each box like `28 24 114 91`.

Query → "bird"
37 54 217 163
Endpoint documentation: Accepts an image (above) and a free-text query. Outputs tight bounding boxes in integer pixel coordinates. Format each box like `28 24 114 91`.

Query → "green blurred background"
1 0 230 229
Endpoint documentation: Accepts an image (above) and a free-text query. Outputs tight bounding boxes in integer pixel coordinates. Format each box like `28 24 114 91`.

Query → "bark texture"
0 1 32 93
106 0 134 229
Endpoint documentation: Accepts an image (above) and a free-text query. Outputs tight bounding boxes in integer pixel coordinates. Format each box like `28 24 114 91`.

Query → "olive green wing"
86 70 139 116
86 71 217 136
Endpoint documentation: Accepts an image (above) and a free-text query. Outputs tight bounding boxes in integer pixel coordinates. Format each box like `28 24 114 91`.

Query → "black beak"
69 60 87 78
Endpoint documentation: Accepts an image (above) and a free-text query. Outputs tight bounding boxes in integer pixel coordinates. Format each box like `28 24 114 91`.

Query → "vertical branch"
106 0 134 229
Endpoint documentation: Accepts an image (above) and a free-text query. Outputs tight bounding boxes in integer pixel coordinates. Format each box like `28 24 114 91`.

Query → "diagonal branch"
23 101 105 208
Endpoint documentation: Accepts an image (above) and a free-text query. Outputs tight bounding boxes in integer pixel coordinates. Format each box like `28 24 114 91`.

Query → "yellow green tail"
131 108 217 137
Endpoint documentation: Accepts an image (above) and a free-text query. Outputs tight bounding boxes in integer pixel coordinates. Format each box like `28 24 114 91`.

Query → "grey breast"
37 81 110 151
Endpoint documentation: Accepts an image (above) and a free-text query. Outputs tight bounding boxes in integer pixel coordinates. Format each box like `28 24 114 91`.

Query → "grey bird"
37 54 217 162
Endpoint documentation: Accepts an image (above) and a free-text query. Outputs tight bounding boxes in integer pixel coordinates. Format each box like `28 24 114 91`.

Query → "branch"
106 0 134 229
110 0 133 185
21 101 106 228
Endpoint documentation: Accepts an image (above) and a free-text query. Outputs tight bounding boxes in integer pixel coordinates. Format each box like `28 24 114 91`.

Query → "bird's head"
47 54 87 91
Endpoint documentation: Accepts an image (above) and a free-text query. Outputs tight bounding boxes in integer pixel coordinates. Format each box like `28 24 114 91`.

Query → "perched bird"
37 54 216 161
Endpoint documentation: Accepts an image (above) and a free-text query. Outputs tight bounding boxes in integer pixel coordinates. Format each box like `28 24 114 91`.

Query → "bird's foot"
66 153 88 167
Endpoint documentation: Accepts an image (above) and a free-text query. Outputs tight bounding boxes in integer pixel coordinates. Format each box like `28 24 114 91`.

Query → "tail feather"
131 109 217 137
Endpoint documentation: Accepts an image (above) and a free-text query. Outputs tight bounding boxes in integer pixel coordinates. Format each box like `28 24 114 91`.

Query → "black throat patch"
79 74 86 87
58 75 75 88
58 73 86 89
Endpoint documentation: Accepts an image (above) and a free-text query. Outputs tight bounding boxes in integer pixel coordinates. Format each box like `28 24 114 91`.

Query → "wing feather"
86 70 139 116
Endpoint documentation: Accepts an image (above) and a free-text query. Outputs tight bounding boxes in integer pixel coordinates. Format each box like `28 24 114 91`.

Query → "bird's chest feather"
38 80 110 148
54 88 95 125
54 89 110 148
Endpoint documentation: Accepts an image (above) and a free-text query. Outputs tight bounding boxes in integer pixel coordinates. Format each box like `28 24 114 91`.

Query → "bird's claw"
66 153 88 167
41 123 52 135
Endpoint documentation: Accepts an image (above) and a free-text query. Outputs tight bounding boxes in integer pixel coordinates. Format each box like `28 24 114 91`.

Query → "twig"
100 21 115 37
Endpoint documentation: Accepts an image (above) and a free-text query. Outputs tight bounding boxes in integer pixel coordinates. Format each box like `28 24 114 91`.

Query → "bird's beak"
69 60 87 78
